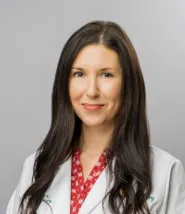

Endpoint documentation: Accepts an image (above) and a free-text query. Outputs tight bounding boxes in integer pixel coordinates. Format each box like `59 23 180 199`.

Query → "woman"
6 20 185 214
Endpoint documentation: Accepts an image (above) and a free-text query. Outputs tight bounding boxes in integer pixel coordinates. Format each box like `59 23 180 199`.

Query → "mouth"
82 103 104 111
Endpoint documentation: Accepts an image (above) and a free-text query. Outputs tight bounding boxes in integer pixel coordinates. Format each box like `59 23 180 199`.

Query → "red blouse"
70 149 107 214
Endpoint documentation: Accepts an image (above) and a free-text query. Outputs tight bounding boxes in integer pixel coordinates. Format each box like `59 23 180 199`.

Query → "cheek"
101 80 122 102
69 79 87 101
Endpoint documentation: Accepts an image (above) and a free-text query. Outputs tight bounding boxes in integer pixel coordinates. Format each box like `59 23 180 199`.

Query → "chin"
82 119 105 127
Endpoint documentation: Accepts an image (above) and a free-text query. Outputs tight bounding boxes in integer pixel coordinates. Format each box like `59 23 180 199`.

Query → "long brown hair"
19 20 152 214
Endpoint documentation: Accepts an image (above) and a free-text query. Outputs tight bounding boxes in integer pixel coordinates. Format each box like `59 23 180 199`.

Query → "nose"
86 76 99 98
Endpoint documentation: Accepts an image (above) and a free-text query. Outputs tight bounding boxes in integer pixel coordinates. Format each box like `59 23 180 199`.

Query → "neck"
79 122 114 156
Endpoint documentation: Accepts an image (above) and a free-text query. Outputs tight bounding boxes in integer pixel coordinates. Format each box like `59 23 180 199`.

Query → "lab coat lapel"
38 157 72 214
79 168 111 214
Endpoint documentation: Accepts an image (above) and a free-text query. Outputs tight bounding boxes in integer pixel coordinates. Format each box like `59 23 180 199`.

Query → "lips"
82 103 104 111
82 103 104 106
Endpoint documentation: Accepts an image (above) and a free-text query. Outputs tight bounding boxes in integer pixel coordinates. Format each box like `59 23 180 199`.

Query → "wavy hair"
19 20 152 214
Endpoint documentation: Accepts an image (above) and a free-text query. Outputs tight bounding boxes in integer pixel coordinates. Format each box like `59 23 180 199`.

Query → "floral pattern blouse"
70 149 107 214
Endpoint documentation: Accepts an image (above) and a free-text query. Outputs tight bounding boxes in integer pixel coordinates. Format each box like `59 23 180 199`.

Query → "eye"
72 71 84 77
101 72 113 78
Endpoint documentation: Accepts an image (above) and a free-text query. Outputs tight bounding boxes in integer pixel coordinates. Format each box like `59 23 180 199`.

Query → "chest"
80 154 101 181
36 155 166 214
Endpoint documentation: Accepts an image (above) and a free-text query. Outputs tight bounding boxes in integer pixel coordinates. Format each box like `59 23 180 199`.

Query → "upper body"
7 20 185 213
6 145 185 214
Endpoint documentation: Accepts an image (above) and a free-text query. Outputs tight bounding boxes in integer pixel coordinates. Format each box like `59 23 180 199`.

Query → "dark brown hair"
19 20 152 214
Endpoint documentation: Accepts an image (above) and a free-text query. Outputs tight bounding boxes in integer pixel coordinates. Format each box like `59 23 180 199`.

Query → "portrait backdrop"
0 0 185 213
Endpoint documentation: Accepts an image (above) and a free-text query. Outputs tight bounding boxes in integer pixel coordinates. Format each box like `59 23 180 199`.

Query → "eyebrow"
71 67 115 71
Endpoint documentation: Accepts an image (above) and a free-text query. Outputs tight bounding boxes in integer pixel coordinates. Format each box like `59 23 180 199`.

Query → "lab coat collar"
79 167 111 214
41 156 112 214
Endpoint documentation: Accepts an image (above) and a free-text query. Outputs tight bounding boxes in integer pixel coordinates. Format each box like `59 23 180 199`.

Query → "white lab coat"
6 145 185 214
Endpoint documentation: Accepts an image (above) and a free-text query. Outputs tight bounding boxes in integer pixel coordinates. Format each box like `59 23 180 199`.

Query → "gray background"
1 0 185 213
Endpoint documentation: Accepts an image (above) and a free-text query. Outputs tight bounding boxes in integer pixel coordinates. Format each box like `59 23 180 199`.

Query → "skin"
69 44 123 180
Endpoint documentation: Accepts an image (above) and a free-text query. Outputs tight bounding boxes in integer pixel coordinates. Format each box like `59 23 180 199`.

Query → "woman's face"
69 44 123 127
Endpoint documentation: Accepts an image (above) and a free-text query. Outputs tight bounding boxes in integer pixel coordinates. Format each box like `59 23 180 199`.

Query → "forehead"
72 44 120 69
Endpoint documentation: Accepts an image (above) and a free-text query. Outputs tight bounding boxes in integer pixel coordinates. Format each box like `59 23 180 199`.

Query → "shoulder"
150 145 184 183
150 145 184 172
149 145 185 213
22 152 37 175
24 152 37 165
6 152 37 214
150 145 181 164
17 152 37 196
